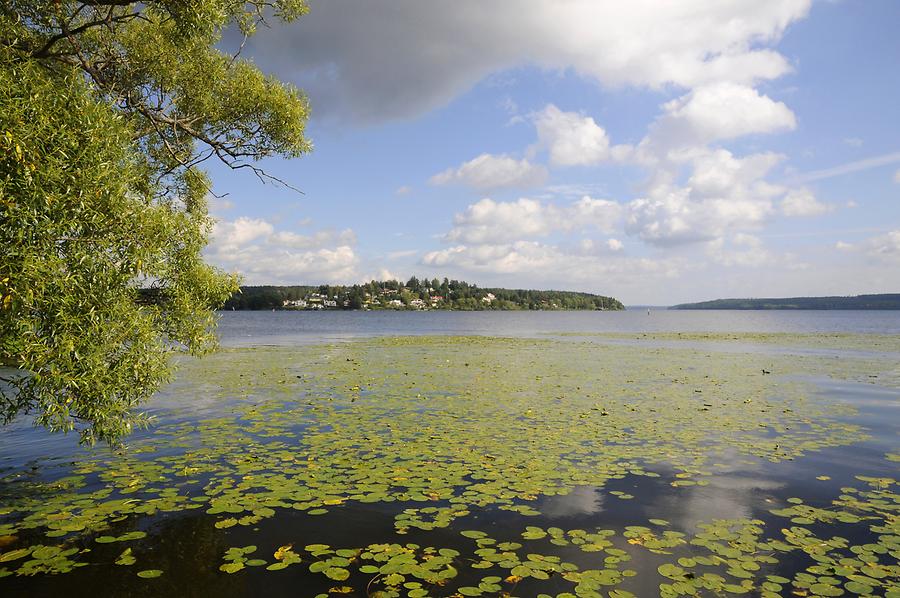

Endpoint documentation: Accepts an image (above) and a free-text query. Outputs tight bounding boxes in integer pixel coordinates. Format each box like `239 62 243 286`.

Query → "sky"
202 0 900 305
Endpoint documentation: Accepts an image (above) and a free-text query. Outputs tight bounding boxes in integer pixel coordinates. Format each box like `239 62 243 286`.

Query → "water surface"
1 312 898 597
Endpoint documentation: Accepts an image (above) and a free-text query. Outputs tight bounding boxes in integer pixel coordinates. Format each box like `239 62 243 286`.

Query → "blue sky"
203 0 900 304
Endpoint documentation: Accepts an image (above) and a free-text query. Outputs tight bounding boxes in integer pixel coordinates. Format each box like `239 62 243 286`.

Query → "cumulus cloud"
640 83 796 156
596 84 795 246
212 217 273 250
422 240 679 282
623 149 787 246
243 0 810 123
685 149 784 199
419 195 695 298
781 188 831 216
207 217 359 284
444 196 621 244
625 190 771 247
533 104 611 166
430 154 548 190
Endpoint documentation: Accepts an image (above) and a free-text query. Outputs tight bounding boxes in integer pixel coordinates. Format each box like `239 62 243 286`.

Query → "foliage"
225 278 626 311
0 1 312 444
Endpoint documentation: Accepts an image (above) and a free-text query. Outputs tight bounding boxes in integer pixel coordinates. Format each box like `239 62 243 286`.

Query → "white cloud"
212 217 274 250
395 185 413 195
685 149 784 199
641 83 796 156
625 189 776 247
207 217 359 284
444 198 553 244
894 169 900 184
248 0 810 123
843 137 863 147
533 104 611 166
430 154 548 190
444 196 621 244
422 240 679 282
832 231 900 263
623 149 786 246
270 228 357 248
570 196 623 232
863 230 900 261
781 188 831 216
597 83 796 246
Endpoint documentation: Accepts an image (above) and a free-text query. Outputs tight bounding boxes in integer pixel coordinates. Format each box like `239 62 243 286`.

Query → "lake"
1 311 898 597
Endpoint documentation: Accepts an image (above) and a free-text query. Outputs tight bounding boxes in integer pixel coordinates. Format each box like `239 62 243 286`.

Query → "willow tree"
0 1 312 444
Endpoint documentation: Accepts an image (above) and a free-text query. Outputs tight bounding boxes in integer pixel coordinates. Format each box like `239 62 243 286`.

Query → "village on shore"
224 278 624 312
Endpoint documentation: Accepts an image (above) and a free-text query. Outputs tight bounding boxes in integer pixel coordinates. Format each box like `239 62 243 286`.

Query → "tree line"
224 277 625 311
670 294 900 310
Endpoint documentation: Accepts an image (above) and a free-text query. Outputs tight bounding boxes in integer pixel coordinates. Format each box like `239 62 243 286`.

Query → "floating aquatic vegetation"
548 331 900 356
0 335 898 596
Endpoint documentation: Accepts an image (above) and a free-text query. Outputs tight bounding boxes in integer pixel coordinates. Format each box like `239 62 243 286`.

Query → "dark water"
1 311 898 597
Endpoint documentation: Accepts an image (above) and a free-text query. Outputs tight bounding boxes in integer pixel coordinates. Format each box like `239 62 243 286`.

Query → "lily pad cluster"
200 475 899 597
0 334 898 596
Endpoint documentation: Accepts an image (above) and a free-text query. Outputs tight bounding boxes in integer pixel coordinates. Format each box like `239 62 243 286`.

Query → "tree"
0 1 312 444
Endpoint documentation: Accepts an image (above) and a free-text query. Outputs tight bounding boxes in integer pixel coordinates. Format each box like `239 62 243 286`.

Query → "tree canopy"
0 1 312 444
225 280 626 312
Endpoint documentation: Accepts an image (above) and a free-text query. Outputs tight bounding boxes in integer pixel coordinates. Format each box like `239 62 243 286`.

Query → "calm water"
1 311 898 597
216 309 900 346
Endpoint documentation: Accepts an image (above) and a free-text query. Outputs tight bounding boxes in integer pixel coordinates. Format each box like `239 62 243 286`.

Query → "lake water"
1 311 898 597
216 308 900 345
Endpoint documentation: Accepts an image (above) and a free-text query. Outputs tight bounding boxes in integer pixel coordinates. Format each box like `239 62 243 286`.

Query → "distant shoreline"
670 294 900 310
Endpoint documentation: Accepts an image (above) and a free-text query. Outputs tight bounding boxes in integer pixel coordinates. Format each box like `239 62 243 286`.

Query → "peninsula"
223 277 624 311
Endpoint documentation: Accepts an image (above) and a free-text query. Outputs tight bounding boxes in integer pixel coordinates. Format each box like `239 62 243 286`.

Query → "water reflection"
539 485 605 518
